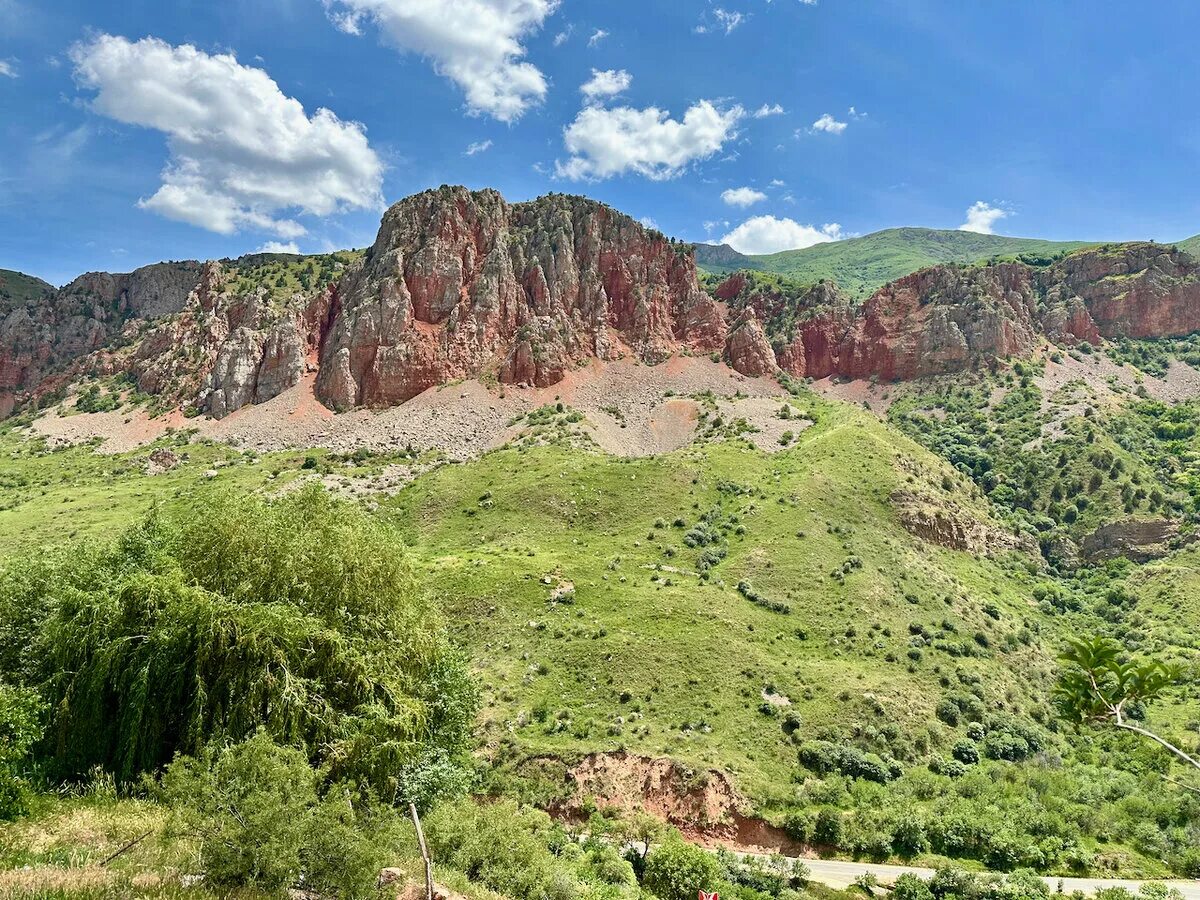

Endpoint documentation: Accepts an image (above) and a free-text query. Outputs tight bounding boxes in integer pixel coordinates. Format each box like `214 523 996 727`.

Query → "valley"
1 189 1199 899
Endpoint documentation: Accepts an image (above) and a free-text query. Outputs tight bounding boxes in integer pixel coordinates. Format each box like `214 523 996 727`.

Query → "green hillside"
1178 233 1200 258
695 228 1093 298
2 374 1200 879
0 268 54 312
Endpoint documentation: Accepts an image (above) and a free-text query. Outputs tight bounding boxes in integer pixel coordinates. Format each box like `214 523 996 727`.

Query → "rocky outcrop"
1 256 336 419
1043 244 1200 341
315 187 721 409
724 309 777 377
832 263 1040 380
715 243 1200 382
142 263 333 418
60 263 202 320
892 490 1038 557
2 188 1199 421
0 261 203 416
1079 518 1197 563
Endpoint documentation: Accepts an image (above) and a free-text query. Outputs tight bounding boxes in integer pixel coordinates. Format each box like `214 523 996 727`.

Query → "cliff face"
715 243 1200 382
315 187 723 408
2 188 1198 421
1045 244 1200 340
121 261 333 418
0 262 203 417
0 256 338 419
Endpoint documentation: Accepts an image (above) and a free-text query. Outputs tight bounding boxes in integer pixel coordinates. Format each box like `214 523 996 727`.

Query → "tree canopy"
0 485 477 806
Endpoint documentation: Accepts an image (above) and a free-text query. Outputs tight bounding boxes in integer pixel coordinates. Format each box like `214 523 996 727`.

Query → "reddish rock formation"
724 309 777 377
0 262 202 415
315 187 721 408
715 243 1200 382
129 262 335 418
2 188 1199 420
1044 244 1200 340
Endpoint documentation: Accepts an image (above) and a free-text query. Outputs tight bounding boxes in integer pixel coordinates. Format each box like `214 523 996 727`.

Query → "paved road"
744 856 1200 900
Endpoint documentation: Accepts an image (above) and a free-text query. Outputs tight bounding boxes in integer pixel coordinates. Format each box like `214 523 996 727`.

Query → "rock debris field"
31 357 796 461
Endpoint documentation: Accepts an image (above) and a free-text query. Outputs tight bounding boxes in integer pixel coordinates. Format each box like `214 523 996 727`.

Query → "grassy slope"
1178 233 1200 259
696 228 1092 297
1 388 1197 874
0 402 1057 805
0 268 55 312
375 399 1060 808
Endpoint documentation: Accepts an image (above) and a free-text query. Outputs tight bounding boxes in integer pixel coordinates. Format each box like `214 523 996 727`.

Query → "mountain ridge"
3 189 1200 422
695 226 1200 298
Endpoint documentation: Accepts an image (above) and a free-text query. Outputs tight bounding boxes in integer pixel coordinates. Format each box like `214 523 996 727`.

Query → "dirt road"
754 856 1200 900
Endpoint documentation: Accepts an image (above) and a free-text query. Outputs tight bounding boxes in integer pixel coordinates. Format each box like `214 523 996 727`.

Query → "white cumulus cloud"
959 201 1008 234
588 28 609 47
753 103 784 118
325 0 557 122
810 112 847 134
720 215 842 254
465 139 493 155
258 240 301 254
721 186 767 208
70 34 383 238
556 100 743 181
580 68 631 102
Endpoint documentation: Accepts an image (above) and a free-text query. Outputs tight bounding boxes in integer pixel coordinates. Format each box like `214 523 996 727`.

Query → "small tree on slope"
1055 635 1200 772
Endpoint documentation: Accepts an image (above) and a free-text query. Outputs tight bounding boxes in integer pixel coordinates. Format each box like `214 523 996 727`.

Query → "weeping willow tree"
0 485 476 806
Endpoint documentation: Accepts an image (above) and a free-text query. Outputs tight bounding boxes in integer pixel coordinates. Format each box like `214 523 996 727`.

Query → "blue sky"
1 0 1198 285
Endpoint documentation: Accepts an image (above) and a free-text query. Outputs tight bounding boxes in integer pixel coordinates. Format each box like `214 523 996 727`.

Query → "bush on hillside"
425 799 571 899
716 848 810 895
642 836 727 900
797 740 897 783
425 799 637 900
160 731 407 897
894 873 936 900
0 682 43 819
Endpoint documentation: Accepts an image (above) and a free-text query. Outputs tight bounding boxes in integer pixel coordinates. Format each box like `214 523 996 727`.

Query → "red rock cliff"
2 189 1198 420
714 243 1200 382
314 186 724 408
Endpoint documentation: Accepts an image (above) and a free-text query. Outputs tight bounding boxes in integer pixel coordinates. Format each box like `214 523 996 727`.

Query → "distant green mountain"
1178 233 1200 259
0 268 55 312
694 227 1095 298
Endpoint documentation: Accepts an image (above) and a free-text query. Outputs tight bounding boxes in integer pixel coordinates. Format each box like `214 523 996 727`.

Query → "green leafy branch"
1055 635 1199 772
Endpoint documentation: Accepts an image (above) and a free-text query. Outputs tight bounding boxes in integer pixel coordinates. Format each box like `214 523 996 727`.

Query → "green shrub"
798 740 895 783
75 383 121 413
427 801 585 900
0 682 43 819
643 837 726 900
813 807 844 846
160 731 406 897
951 740 980 765
718 849 809 894
894 873 934 900
936 698 961 726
